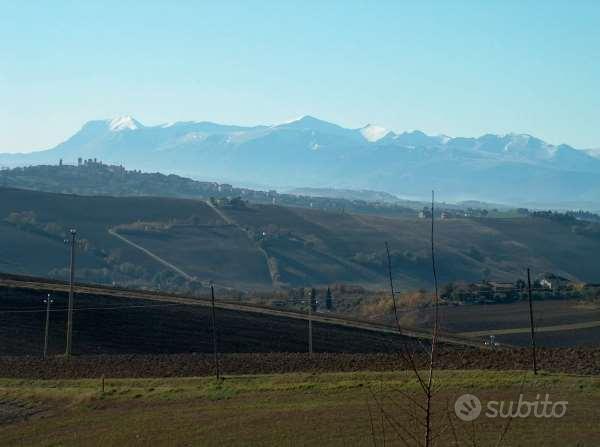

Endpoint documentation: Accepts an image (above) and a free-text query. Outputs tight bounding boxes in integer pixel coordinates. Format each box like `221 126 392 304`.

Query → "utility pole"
325 287 333 311
210 284 220 380
385 241 401 329
308 288 314 357
65 229 76 358
43 293 53 359
527 268 538 375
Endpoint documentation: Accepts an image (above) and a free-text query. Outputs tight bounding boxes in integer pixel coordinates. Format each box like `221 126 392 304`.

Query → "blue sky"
1 0 599 152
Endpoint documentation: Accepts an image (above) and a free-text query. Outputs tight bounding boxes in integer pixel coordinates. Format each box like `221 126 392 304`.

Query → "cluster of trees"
114 220 174 235
46 255 204 295
531 209 600 224
285 286 335 311
420 206 491 218
351 249 428 270
528 209 600 239
5 211 102 256
209 196 247 209
440 279 599 304
5 210 62 235
5 210 70 242
531 210 578 224
567 210 600 222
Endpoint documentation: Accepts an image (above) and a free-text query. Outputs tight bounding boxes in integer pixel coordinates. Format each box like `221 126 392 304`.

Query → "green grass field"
1 370 599 446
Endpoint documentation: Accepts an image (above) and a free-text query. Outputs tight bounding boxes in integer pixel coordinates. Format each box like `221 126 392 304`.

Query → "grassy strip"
1 370 600 446
2 369 599 404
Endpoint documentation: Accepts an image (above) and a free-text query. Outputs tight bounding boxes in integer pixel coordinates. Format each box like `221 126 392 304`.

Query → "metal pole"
527 268 538 375
65 229 76 357
43 293 52 359
210 284 220 380
308 289 313 357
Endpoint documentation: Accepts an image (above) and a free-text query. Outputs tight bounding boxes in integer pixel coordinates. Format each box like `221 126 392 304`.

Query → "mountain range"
2 115 600 208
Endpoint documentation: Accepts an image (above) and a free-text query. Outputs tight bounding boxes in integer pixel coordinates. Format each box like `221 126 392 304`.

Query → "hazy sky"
1 0 599 152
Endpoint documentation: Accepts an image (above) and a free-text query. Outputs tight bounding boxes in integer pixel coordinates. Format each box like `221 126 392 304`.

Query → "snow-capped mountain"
108 116 143 131
2 115 600 208
360 124 390 142
585 148 600 159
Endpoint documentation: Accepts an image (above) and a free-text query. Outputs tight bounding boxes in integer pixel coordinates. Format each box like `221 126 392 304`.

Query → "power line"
0 302 191 314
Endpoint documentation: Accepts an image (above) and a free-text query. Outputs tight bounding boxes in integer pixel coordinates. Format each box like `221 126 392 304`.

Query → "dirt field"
1 347 599 379
0 285 422 356
399 299 600 347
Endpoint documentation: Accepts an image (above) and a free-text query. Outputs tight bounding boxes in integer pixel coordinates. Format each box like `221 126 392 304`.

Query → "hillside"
2 187 600 293
0 163 417 218
0 285 413 356
2 116 600 208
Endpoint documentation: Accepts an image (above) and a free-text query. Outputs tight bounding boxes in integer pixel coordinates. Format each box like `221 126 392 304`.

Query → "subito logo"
454 394 482 421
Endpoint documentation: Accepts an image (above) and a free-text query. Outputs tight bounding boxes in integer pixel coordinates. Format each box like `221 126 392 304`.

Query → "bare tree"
372 191 442 447
368 191 521 446
425 190 441 445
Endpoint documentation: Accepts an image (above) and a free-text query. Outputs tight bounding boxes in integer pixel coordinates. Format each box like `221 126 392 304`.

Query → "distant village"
1 161 420 218
5 160 600 225
442 273 600 304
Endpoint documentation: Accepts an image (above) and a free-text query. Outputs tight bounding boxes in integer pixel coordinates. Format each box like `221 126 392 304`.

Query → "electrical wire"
0 302 191 314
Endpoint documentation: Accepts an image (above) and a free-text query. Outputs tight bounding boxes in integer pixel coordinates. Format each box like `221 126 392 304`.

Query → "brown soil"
1 348 598 379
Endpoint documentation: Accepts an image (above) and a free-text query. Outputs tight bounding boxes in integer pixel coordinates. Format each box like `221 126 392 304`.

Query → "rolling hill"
1 186 600 293
0 163 418 218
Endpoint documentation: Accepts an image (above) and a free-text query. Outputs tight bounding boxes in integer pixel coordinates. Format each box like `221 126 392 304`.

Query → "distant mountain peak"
281 115 317 123
360 124 390 142
276 115 330 127
274 115 351 136
108 116 143 132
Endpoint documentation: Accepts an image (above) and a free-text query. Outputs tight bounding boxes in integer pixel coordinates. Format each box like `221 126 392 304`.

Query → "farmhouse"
539 273 571 290
488 281 514 293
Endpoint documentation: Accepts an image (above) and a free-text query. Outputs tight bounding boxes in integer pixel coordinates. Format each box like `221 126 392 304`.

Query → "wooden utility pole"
43 293 53 359
210 284 220 380
65 229 76 357
527 268 538 374
308 289 313 357
385 241 401 329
